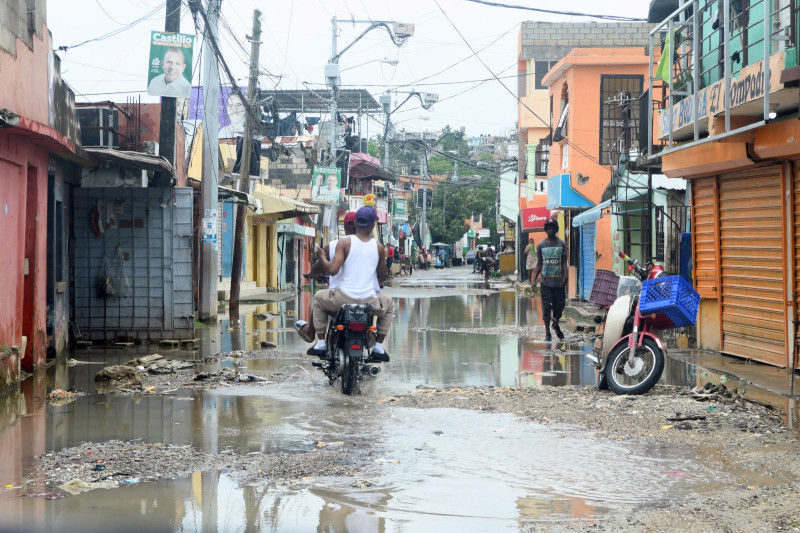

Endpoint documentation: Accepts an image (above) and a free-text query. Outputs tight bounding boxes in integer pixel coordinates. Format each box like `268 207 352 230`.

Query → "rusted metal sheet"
719 168 785 366
692 178 718 298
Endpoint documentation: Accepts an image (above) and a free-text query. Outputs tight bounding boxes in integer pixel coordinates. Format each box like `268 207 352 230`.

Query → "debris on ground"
254 312 277 322
689 382 737 401
47 389 83 406
223 350 249 358
58 479 118 495
193 368 268 383
36 439 363 489
66 359 104 366
94 365 140 386
122 354 195 375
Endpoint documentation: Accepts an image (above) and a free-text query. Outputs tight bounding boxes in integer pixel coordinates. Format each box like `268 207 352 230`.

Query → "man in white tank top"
307 207 395 361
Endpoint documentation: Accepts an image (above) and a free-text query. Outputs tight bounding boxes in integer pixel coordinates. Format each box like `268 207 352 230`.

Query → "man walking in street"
531 219 567 341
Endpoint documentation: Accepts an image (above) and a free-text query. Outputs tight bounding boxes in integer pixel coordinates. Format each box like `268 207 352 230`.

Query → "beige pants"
312 288 395 335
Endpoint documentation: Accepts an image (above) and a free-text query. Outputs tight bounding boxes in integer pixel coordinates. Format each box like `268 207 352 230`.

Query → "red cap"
344 212 357 226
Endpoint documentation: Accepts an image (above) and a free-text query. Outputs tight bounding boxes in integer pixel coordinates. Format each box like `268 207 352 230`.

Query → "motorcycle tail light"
350 344 362 350
336 325 345 331
347 321 367 332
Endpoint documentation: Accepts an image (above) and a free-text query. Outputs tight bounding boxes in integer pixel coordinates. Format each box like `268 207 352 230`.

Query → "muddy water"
0 272 757 531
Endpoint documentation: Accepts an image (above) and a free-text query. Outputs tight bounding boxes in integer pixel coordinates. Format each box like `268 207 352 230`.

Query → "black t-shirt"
536 238 567 287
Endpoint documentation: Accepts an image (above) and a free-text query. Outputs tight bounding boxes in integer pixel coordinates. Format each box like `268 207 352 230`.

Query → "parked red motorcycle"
587 252 698 395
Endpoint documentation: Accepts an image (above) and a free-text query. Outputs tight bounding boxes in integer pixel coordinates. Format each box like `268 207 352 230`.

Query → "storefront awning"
252 183 320 218
187 177 261 209
547 173 594 209
278 222 315 237
349 152 396 181
572 199 612 227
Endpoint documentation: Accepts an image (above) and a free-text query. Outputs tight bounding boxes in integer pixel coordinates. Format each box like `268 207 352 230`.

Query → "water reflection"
1 282 799 532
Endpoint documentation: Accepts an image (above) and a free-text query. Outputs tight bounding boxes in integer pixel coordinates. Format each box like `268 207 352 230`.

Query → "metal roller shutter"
692 178 718 298
793 167 800 370
719 167 785 365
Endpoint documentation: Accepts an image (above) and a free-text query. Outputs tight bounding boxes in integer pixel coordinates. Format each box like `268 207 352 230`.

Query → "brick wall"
520 22 653 61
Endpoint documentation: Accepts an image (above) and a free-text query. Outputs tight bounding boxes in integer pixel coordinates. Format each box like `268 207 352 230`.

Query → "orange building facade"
542 48 651 297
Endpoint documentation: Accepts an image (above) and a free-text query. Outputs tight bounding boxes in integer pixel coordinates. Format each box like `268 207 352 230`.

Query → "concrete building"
651 0 800 370
0 0 83 386
516 21 652 282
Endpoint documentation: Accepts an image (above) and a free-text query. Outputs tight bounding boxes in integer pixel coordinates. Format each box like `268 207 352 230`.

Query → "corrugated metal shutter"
580 223 596 301
719 167 785 365
793 167 800 370
692 178 718 298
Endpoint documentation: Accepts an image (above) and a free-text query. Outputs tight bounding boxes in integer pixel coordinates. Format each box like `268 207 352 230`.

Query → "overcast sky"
48 0 650 138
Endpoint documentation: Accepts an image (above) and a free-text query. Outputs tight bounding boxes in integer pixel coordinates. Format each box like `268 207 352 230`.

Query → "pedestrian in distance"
386 242 394 278
531 219 567 342
524 236 536 282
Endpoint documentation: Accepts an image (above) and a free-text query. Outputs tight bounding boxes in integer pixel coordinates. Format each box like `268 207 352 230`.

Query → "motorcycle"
586 252 669 395
310 303 382 395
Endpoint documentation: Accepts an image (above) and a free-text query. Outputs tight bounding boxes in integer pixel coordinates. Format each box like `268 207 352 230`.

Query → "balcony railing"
648 0 798 156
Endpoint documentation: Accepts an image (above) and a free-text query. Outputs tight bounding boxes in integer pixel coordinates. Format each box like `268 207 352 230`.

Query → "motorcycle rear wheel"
603 337 664 395
340 353 361 396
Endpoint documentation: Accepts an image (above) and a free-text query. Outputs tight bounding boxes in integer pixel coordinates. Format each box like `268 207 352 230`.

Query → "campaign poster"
311 166 342 205
187 85 247 138
147 31 195 98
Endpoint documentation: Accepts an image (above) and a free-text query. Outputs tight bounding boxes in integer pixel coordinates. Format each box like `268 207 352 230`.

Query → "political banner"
147 31 195 98
311 166 341 205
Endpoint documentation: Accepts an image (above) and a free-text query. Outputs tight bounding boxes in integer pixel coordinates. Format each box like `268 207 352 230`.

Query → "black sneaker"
544 333 552 342
306 346 328 357
368 350 390 363
552 322 564 340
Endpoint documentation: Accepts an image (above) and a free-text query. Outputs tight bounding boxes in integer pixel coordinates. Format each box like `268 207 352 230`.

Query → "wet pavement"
0 265 798 531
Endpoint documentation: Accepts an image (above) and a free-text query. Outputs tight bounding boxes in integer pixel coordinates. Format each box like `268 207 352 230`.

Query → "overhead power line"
466 0 646 22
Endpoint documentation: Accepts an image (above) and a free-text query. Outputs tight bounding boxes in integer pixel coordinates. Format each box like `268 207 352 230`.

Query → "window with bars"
534 142 549 176
534 60 558 90
599 75 643 166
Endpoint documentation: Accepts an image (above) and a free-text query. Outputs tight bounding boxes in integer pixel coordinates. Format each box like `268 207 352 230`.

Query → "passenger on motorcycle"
306 206 395 362
295 211 358 344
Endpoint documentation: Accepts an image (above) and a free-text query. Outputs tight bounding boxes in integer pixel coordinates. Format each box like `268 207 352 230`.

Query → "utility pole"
328 18 339 165
156 0 180 187
421 141 428 247
229 9 261 319
198 0 220 321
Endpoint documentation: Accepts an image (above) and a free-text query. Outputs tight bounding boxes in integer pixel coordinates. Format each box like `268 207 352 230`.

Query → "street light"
325 17 413 165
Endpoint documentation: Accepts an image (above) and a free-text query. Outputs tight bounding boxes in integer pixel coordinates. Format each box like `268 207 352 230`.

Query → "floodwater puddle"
0 405 765 532
1 275 798 531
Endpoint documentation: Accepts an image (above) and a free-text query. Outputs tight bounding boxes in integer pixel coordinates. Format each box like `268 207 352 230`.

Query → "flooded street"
1 266 798 532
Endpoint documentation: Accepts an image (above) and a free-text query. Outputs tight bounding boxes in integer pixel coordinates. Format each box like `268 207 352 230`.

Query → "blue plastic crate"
639 275 700 328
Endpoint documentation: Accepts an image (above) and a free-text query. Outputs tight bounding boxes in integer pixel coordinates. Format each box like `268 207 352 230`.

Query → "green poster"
147 31 194 98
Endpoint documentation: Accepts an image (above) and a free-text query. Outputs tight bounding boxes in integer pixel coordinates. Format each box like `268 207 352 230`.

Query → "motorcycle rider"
531 219 567 341
307 206 395 362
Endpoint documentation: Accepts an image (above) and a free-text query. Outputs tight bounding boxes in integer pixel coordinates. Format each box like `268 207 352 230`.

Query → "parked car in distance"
465 249 477 264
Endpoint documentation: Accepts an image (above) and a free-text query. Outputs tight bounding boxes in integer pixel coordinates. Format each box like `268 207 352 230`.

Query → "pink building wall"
0 18 67 383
